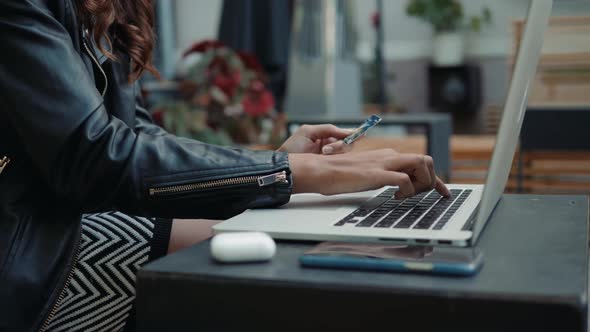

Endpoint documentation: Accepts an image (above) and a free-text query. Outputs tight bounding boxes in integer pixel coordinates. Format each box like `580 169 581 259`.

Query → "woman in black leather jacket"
0 0 448 330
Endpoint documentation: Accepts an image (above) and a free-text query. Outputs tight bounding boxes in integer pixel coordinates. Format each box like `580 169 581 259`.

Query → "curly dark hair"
77 0 160 82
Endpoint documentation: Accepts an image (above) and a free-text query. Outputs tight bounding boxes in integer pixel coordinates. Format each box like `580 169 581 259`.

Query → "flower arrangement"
151 40 280 146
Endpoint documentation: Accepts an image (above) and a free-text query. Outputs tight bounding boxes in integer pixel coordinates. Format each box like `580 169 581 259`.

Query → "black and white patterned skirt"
44 212 172 332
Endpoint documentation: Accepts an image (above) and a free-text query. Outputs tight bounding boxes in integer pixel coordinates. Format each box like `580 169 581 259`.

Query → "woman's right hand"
289 149 450 199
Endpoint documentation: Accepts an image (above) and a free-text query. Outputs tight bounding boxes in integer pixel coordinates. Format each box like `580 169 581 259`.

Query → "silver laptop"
214 0 553 247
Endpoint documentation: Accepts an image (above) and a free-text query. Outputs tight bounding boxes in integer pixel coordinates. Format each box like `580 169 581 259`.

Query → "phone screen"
388 246 481 264
301 244 483 276
304 243 481 264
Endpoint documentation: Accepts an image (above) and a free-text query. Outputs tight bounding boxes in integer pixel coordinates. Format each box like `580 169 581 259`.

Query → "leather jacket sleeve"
134 83 169 136
135 103 169 136
0 0 292 219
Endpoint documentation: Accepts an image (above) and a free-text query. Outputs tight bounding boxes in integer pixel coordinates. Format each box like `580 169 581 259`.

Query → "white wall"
174 0 223 56
172 0 590 61
355 0 590 61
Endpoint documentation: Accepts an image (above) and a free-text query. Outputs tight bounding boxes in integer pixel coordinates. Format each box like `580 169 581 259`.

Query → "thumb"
322 140 352 155
307 124 354 141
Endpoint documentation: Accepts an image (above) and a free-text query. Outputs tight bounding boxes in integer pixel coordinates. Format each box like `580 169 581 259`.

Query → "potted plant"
406 0 492 66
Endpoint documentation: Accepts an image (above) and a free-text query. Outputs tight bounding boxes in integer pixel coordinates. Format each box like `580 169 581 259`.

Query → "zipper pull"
257 171 288 187
0 156 10 175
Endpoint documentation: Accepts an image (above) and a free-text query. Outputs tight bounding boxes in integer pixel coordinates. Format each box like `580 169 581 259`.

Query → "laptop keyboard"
333 188 472 231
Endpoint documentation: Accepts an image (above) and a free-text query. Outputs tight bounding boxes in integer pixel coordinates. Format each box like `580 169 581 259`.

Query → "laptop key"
374 222 393 228
359 196 391 211
356 216 382 227
395 221 415 228
382 201 401 208
334 214 360 226
337 194 403 228
408 193 462 230
374 218 397 228
432 196 466 228
392 192 440 228
377 188 396 198
351 209 371 217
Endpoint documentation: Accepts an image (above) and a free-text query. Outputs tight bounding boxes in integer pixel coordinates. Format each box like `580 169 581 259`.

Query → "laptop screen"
472 0 553 243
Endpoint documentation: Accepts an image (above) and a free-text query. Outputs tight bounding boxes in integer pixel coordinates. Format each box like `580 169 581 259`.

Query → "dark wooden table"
136 195 589 332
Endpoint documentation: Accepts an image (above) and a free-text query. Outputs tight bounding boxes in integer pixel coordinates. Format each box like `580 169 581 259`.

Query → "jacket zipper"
38 234 81 332
149 171 288 197
82 36 108 97
0 156 10 175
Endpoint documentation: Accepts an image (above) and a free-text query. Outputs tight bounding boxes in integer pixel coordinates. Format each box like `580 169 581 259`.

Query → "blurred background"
142 0 590 195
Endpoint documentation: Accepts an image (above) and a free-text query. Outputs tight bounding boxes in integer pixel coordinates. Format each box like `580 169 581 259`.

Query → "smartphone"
343 115 382 145
299 246 483 276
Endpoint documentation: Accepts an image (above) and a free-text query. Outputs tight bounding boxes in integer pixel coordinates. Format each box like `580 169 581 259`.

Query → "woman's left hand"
277 124 355 155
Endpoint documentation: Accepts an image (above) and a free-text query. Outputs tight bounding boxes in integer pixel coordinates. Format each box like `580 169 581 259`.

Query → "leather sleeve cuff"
248 150 293 209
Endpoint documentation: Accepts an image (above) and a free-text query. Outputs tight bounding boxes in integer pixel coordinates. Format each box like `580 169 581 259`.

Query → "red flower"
208 56 230 72
151 109 164 127
206 56 241 99
183 40 225 57
251 80 265 93
237 51 264 74
371 11 380 29
213 71 241 99
242 80 275 116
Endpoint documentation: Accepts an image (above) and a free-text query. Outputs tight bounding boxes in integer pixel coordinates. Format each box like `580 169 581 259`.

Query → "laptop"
213 0 553 247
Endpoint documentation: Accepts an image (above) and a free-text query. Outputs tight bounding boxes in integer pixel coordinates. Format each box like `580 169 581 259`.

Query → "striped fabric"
45 212 159 332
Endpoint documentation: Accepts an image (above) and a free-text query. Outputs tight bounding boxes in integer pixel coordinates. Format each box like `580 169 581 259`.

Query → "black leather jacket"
0 0 292 330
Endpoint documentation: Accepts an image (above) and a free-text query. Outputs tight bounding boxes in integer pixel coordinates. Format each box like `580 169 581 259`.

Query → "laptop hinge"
461 207 479 231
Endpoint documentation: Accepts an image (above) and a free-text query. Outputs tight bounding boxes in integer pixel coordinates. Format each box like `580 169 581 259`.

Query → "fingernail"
322 146 334 154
